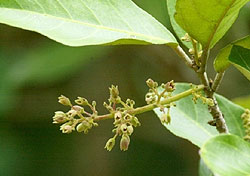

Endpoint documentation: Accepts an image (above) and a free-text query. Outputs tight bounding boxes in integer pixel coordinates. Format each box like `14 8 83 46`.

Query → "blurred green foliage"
0 1 249 176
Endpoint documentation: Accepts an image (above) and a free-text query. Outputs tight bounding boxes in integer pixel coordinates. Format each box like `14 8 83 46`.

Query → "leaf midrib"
0 7 175 44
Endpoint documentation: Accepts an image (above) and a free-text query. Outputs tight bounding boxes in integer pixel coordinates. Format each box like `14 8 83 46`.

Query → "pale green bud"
206 98 215 106
120 134 130 151
131 116 141 127
53 111 67 124
161 113 171 124
146 78 155 88
127 124 134 135
145 92 156 104
75 97 88 106
105 137 116 151
60 124 73 134
76 123 85 133
110 85 119 99
72 105 84 114
81 121 93 134
58 95 72 106
181 33 191 42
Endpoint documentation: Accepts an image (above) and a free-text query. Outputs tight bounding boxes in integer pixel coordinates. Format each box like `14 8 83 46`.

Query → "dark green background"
0 1 250 175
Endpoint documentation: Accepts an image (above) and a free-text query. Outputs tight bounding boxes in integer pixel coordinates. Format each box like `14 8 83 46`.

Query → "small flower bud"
181 33 191 42
58 95 72 106
120 134 130 151
105 137 116 151
92 101 96 107
72 105 84 114
81 121 93 134
165 80 175 92
52 111 67 124
145 92 156 104
161 113 171 124
60 124 73 134
146 78 155 88
76 123 85 133
110 85 119 99
127 124 134 135
205 98 214 106
189 48 195 55
198 50 203 58
131 116 141 127
75 97 88 106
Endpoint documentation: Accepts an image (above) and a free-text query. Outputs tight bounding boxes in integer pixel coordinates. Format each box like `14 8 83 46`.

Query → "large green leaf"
214 35 250 72
166 0 192 48
199 159 214 176
201 134 250 176
0 0 177 46
174 0 249 49
229 45 250 81
154 83 245 147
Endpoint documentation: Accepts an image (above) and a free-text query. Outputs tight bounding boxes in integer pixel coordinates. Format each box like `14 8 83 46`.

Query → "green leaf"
214 35 250 72
0 0 177 47
154 83 245 147
201 134 250 176
166 0 192 48
199 158 214 176
229 45 250 81
174 0 249 49
233 95 250 109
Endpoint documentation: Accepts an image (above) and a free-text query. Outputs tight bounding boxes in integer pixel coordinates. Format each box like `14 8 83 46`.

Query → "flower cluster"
145 79 176 124
191 85 214 106
52 95 98 134
241 109 250 141
104 85 140 151
181 33 203 66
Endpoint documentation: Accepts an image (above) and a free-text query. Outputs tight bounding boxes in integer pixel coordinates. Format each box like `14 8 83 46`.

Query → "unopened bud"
146 78 155 88
53 111 67 124
58 95 72 106
161 113 171 124
189 48 195 55
181 33 191 42
206 98 214 106
198 50 203 58
92 101 96 107
127 124 134 135
120 134 130 151
110 85 119 99
105 137 116 151
131 116 141 127
75 97 88 106
76 123 85 133
72 105 84 114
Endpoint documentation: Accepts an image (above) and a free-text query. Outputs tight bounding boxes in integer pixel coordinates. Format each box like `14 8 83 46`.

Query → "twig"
173 46 194 69
172 45 228 133
212 72 225 92
94 85 205 121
